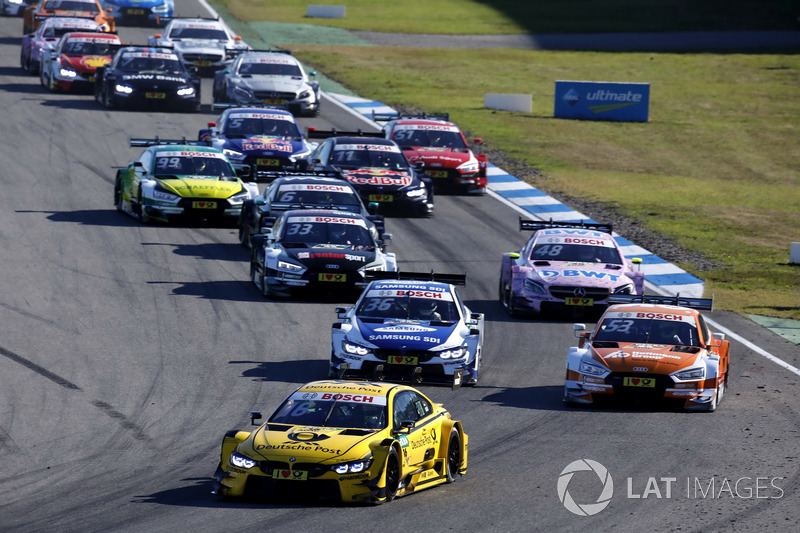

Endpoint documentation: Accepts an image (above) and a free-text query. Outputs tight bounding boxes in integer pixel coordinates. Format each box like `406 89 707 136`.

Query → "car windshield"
357 296 459 322
269 398 387 430
530 242 622 264
63 40 115 55
274 186 361 208
153 155 236 178
44 25 97 38
44 0 97 10
119 55 183 73
224 117 299 138
280 220 373 249
593 317 700 346
168 26 228 41
331 149 409 170
392 128 467 149
238 60 302 77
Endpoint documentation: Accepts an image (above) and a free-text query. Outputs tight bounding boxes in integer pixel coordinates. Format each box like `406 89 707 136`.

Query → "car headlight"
613 283 634 294
230 452 256 469
289 148 312 161
223 148 244 158
343 341 372 357
406 187 427 198
232 85 255 100
228 190 250 203
153 3 169 13
456 160 479 174
152 186 180 202
579 360 609 377
177 86 195 97
673 367 705 381
437 346 468 359
333 457 372 474
298 90 311 99
58 68 77 78
114 84 133 94
523 278 547 295
277 260 303 272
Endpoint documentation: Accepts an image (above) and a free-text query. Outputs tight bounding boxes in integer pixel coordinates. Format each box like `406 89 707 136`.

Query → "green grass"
214 0 799 34
209 2 800 319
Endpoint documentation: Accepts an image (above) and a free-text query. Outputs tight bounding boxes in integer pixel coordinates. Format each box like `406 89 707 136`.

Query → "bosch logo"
573 288 587 298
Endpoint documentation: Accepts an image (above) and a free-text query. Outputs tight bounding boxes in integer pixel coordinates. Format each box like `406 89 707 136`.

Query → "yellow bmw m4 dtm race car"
213 380 468 503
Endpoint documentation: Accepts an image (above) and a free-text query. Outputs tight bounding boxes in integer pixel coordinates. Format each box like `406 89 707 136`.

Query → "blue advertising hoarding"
554 81 650 122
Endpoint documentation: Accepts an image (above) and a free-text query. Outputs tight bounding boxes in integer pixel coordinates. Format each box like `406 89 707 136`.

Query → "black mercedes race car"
94 45 201 111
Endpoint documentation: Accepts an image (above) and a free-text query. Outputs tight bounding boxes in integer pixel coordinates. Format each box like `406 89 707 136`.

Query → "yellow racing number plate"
368 194 394 203
319 273 346 282
565 297 594 307
272 469 308 481
193 60 212 67
428 170 448 178
145 92 166 99
191 201 217 209
263 98 286 105
126 8 145 14
388 355 419 366
256 158 280 167
623 377 656 388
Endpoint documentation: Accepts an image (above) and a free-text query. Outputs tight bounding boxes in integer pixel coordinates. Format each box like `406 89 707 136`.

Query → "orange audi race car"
564 294 730 411
23 0 114 34
213 380 468 503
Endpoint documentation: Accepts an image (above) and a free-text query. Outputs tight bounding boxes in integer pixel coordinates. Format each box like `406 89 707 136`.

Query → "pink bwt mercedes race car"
499 219 644 316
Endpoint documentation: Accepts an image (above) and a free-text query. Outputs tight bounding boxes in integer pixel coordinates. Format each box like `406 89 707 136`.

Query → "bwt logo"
557 459 614 516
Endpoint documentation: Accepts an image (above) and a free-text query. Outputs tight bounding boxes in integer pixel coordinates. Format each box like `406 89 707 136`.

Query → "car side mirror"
380 233 392 246
249 411 262 425
394 419 415 434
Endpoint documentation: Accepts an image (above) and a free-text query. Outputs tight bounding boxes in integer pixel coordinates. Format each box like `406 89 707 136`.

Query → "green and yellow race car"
113 138 258 224
213 379 468 503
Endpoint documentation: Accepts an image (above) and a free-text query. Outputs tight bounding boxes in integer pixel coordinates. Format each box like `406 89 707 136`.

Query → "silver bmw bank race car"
330 273 484 386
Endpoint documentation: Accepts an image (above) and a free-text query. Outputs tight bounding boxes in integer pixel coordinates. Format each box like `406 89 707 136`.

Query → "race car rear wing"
306 128 382 140
364 271 466 285
249 169 341 181
335 362 465 391
371 111 450 123
130 137 209 147
607 294 714 311
519 217 613 235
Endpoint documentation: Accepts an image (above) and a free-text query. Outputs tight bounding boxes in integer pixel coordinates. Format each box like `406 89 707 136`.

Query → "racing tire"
499 280 518 316
383 448 401 502
444 427 462 483
704 367 727 413
136 189 151 224
238 223 250 248
102 85 116 109
114 177 124 213
260 271 270 298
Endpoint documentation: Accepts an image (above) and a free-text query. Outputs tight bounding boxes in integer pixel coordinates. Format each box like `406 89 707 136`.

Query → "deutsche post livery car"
213 380 468 503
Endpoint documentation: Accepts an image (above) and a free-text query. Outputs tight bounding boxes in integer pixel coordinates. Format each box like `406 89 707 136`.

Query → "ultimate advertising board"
554 81 650 122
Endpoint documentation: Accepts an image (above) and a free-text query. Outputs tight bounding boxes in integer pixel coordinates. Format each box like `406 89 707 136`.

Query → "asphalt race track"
0 8 798 533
